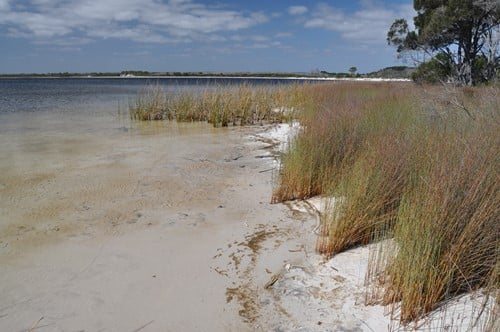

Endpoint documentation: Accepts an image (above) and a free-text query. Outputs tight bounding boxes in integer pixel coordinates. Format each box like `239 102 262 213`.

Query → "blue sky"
0 0 416 74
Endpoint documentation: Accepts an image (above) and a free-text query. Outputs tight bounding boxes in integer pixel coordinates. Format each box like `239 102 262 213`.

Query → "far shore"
0 73 412 82
0 75 411 82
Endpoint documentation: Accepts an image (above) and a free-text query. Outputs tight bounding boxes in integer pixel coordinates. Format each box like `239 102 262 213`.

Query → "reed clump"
129 84 168 120
129 83 305 127
380 94 499 323
272 83 408 202
272 82 499 325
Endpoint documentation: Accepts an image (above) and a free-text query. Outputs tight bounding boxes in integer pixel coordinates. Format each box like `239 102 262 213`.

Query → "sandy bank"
0 122 494 331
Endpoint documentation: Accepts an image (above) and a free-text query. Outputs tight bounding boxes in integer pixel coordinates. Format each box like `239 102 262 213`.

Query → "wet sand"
0 112 493 331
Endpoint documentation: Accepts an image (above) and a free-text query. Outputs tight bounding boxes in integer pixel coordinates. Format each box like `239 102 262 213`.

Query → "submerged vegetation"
130 80 498 327
272 82 499 326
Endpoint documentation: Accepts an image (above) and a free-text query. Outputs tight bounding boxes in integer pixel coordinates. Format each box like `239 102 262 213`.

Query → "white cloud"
288 6 308 16
275 32 292 39
227 34 273 45
251 35 270 42
0 0 268 44
242 40 284 49
303 2 415 45
0 0 9 11
34 36 93 46
86 24 173 44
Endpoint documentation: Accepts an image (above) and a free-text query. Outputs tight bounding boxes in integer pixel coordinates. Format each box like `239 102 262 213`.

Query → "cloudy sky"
0 0 415 74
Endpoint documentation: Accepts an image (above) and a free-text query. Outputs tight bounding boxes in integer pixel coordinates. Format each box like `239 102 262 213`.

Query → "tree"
349 66 357 76
411 52 454 83
387 0 500 86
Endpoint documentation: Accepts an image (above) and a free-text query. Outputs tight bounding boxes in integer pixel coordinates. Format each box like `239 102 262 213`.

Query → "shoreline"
0 121 493 331
0 122 310 331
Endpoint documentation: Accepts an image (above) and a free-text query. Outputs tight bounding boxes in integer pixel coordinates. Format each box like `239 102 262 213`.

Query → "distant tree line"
0 68 416 79
0 72 119 77
319 71 361 78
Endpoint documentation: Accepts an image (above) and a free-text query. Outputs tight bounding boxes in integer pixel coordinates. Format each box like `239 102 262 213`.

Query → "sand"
0 120 495 332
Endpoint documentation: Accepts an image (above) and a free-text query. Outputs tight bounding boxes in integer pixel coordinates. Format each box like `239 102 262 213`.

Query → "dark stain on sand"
225 227 279 323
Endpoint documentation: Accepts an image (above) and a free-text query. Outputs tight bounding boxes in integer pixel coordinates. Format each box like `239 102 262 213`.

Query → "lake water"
0 76 309 174
0 77 304 114
0 77 297 253
0 76 304 174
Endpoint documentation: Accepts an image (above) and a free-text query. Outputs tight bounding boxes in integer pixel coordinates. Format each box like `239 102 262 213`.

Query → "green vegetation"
272 82 499 325
410 52 454 84
366 66 416 79
388 0 499 86
348 66 357 76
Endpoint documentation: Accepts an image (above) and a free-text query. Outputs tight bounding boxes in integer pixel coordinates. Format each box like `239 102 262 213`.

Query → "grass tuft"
129 84 168 120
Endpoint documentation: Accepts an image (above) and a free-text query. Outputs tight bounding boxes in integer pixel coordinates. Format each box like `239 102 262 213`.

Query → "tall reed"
272 83 499 325
129 84 168 120
129 83 307 127
272 83 410 203
380 92 499 322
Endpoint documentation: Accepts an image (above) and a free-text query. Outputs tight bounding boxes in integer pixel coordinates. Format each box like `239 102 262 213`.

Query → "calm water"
0 76 310 143
0 77 303 114
0 76 303 204
1 77 296 248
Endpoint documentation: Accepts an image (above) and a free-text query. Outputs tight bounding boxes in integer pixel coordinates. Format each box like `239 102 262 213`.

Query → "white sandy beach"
0 120 495 332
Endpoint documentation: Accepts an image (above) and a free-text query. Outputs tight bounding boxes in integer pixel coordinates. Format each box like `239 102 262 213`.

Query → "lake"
1 76 304 238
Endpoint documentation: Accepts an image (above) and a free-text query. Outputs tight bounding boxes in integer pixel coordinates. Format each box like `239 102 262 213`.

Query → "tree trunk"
485 27 499 82
457 61 473 86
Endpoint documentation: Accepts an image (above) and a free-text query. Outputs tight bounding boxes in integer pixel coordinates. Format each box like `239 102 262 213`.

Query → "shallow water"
1 107 232 250
0 78 266 253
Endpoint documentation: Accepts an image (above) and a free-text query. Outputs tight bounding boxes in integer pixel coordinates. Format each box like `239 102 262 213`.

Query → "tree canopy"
388 0 500 85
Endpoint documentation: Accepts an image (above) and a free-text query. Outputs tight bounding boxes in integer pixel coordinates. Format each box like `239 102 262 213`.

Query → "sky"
0 0 416 74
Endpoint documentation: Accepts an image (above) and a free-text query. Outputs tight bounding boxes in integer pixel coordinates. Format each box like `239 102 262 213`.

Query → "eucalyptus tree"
388 0 500 85
349 66 358 76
